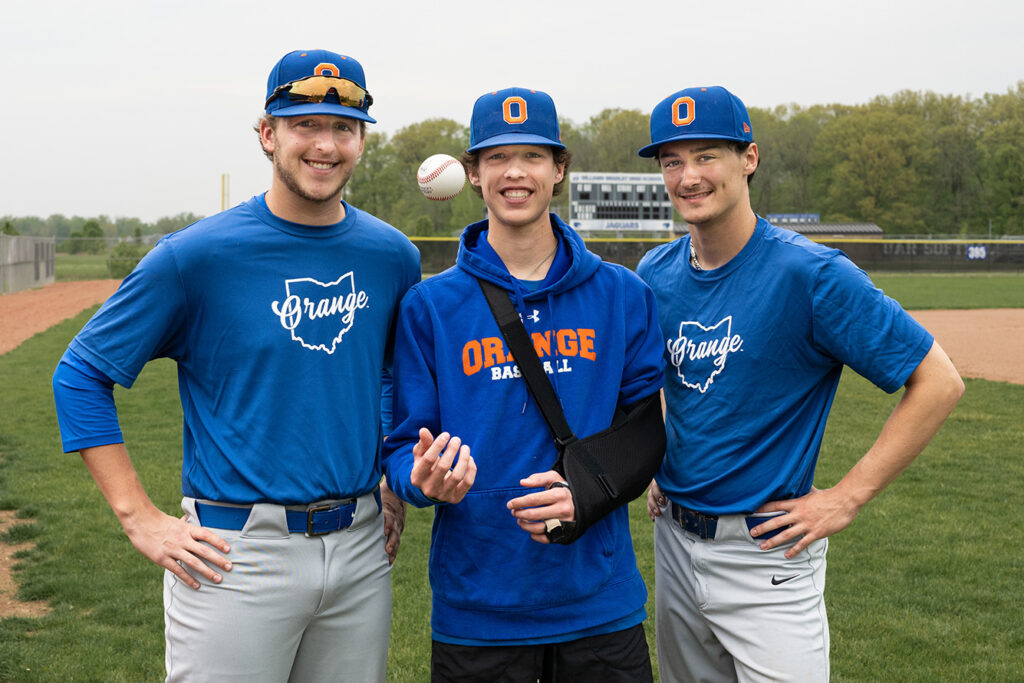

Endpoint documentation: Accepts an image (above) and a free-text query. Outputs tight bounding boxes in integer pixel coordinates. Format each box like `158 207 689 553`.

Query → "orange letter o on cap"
315 63 340 77
503 96 528 124
672 97 695 126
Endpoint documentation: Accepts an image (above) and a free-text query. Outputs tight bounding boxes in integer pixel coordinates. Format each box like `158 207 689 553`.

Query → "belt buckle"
306 504 333 536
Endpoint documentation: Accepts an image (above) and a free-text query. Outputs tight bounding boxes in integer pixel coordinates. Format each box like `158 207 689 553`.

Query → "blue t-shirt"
59 195 420 504
637 218 932 514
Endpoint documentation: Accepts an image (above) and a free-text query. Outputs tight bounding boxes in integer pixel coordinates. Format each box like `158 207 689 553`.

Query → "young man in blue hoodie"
383 88 665 681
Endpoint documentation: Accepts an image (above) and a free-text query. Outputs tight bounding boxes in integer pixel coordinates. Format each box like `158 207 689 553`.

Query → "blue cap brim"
638 132 747 158
467 132 565 153
270 101 376 124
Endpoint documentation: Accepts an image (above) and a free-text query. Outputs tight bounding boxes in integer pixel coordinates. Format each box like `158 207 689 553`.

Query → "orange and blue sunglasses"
265 75 373 111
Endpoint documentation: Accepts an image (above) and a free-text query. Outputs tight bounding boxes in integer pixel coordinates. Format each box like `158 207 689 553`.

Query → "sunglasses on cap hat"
264 75 373 111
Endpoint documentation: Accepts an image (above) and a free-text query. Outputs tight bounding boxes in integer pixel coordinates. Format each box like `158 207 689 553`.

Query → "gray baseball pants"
164 492 391 682
654 506 829 682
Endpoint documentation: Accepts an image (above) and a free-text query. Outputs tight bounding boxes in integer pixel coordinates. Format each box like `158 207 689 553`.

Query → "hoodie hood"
455 214 602 298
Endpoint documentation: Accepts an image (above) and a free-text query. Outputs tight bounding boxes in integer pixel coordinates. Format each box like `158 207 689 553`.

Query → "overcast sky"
2 0 1021 223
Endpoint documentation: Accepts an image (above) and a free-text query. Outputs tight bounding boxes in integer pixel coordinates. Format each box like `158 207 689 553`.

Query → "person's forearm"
79 442 232 588
80 443 162 527
832 341 964 508
752 342 963 557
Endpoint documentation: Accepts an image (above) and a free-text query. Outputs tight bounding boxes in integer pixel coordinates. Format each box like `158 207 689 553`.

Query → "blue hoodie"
383 214 664 645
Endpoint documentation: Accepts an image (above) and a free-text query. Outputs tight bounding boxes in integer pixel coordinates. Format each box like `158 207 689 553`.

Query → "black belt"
670 502 788 541
196 488 381 536
671 503 719 539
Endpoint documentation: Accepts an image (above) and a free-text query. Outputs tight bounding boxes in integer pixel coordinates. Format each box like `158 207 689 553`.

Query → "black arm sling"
477 278 666 544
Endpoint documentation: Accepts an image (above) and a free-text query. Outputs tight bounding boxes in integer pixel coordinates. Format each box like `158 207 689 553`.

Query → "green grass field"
1 273 1022 681
54 253 112 281
870 272 1024 309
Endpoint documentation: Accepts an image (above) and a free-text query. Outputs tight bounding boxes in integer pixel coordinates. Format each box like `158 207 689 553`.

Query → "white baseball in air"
417 154 466 201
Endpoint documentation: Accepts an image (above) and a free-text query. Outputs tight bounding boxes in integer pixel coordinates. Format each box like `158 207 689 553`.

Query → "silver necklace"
689 243 703 271
523 244 557 280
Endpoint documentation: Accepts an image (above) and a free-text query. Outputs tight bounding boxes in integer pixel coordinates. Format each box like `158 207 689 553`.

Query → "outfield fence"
410 236 1024 274
1 234 56 294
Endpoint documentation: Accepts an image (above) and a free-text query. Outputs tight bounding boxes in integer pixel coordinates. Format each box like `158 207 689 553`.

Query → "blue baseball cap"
637 86 752 158
467 87 565 152
265 49 376 123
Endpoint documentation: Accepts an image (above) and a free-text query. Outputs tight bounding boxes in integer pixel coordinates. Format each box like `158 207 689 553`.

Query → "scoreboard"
569 172 674 232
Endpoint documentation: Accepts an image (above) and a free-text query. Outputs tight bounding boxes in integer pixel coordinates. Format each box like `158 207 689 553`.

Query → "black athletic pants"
431 623 653 683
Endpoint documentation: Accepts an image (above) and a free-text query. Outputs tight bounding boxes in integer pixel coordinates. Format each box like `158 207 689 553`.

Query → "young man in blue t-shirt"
52 50 420 681
636 86 964 682
383 87 665 681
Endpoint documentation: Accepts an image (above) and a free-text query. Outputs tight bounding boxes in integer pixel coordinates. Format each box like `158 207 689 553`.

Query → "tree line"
1 213 203 245
346 83 1024 237
6 83 1022 239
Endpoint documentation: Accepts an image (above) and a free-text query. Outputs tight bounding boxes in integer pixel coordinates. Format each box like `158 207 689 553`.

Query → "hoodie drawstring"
514 288 562 417
512 286 532 415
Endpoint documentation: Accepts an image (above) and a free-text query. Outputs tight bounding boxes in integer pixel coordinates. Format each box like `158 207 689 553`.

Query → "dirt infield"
910 309 1024 385
1 280 120 354
0 282 1022 618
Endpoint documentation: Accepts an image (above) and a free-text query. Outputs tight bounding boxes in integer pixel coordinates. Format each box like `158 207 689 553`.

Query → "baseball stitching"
418 157 463 200
417 158 461 184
